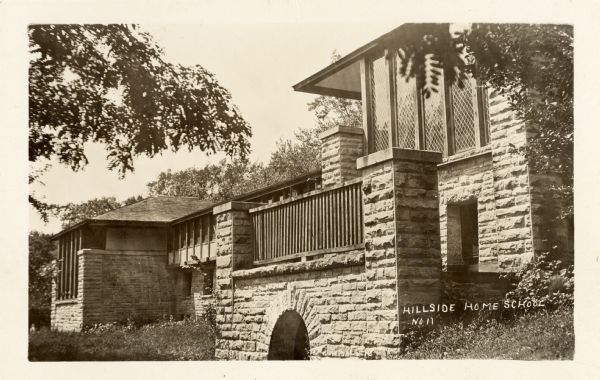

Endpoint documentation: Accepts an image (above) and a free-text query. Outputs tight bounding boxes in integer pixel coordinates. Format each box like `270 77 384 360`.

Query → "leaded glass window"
394 59 418 149
369 55 391 151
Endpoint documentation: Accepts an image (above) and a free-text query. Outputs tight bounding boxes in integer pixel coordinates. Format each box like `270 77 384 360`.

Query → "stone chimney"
319 126 364 189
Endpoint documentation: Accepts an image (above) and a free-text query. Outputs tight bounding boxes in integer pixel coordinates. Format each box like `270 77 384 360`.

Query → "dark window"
203 268 214 295
202 216 210 243
186 221 193 247
194 218 201 245
56 228 81 300
447 201 480 271
183 271 193 297
210 215 216 242
459 202 479 266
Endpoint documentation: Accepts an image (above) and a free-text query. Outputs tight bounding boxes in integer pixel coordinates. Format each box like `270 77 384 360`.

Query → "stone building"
49 24 572 359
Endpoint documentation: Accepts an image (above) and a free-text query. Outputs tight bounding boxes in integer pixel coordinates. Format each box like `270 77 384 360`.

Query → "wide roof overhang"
293 24 419 100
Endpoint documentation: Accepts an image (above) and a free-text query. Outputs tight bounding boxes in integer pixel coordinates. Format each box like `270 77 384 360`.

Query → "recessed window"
447 201 479 271
203 268 214 295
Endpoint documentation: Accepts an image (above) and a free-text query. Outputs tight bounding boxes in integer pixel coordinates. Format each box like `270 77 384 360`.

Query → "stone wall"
320 126 364 188
357 148 442 341
438 152 498 270
175 268 215 318
487 89 536 271
79 249 176 325
52 247 178 331
218 252 367 360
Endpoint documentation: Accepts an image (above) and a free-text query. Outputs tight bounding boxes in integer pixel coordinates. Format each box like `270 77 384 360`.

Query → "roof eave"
293 23 411 97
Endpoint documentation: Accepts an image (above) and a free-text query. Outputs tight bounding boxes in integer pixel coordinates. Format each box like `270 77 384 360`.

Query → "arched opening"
267 310 310 360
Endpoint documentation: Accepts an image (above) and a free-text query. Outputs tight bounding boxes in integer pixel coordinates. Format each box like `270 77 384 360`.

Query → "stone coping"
77 248 166 256
356 148 442 169
318 126 364 140
54 299 80 306
437 146 492 168
213 201 266 215
232 250 364 280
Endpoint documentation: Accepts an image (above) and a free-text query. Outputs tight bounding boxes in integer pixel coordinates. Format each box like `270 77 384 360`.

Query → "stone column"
320 126 364 189
488 89 536 270
78 249 103 326
357 148 442 358
212 201 263 360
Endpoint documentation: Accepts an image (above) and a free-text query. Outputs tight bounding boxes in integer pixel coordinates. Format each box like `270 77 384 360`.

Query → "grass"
30 308 573 361
29 317 216 361
402 307 574 360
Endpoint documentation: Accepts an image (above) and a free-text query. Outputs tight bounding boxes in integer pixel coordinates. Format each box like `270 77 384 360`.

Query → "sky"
29 21 398 233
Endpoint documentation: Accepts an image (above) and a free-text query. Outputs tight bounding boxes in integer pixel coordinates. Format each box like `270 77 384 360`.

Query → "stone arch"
267 310 310 360
258 283 322 358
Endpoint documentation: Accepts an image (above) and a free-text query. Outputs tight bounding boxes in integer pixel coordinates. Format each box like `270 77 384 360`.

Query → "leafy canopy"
147 50 363 201
29 24 252 218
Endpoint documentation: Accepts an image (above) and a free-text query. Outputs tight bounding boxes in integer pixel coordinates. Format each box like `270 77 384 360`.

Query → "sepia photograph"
26 19 575 361
1 0 597 376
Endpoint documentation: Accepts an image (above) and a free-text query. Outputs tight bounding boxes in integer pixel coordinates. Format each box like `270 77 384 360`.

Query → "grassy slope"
403 307 574 360
29 308 573 361
29 319 216 361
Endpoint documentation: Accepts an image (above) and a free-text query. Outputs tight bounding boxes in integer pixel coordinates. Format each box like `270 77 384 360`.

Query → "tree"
148 50 363 200
54 196 122 228
268 127 322 180
147 159 268 202
29 24 252 220
388 23 573 216
29 231 55 327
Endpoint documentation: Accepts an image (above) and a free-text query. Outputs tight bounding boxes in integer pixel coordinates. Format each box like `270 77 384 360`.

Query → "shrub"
503 252 574 309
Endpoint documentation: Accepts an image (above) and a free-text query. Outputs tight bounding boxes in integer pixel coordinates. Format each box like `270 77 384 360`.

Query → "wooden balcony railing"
249 178 363 264
168 213 216 266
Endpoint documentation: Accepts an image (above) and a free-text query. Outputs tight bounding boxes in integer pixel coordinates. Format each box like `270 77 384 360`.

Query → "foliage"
391 23 573 215
147 50 362 200
268 127 322 180
503 252 574 309
147 159 267 201
401 307 573 359
147 127 323 200
29 316 216 361
122 194 144 206
29 231 55 328
29 24 251 217
54 196 122 228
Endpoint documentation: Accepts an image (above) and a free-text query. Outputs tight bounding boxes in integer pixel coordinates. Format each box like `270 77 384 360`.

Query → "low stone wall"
51 301 83 332
216 251 368 360
51 249 179 331
81 249 176 325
